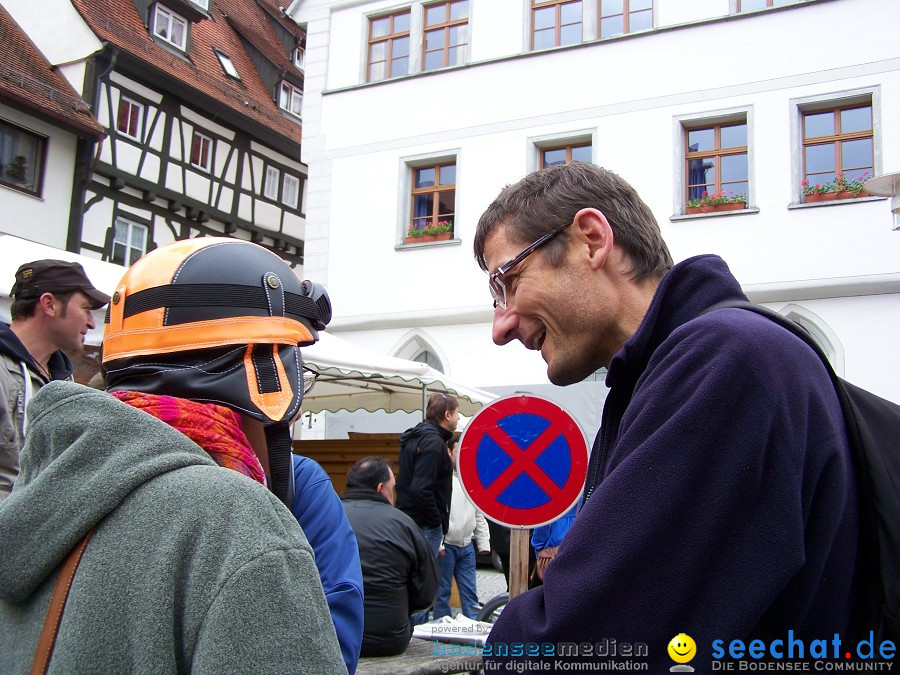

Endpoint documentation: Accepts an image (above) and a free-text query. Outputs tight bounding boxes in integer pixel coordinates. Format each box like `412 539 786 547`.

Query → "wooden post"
508 528 530 599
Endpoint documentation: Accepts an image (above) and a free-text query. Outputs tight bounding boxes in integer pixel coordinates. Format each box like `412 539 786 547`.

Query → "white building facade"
289 0 900 422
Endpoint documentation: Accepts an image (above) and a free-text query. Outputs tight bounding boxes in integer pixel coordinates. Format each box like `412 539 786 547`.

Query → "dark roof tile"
71 0 302 144
0 5 104 137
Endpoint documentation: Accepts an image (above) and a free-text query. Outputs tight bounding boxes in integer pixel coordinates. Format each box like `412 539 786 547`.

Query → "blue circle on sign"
474 412 573 509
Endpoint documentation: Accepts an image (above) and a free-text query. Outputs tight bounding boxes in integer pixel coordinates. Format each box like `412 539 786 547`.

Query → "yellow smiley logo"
667 633 696 664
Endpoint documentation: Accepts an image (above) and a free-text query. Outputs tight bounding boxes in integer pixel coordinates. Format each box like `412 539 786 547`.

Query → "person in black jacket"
396 392 459 554
342 457 439 656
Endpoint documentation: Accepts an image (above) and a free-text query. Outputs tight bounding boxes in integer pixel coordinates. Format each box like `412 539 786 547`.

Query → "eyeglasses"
488 220 571 309
302 365 320 395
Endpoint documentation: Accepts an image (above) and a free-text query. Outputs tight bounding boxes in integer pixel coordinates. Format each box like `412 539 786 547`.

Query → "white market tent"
300 331 497 416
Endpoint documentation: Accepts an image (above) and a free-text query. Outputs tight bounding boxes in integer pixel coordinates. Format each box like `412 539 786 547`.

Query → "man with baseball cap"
1 259 110 500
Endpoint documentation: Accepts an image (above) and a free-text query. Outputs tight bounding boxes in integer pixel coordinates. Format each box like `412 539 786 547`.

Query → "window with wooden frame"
802 103 873 195
279 81 303 118
0 119 46 196
684 120 748 207
190 130 212 172
532 0 582 51
263 166 280 201
599 0 653 39
152 4 189 51
542 142 592 168
423 1 469 71
367 10 411 82
282 174 300 209
737 0 799 12
410 162 456 236
116 96 143 139
112 217 148 267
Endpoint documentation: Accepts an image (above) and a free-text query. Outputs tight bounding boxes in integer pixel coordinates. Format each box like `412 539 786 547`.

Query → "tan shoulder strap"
30 528 94 675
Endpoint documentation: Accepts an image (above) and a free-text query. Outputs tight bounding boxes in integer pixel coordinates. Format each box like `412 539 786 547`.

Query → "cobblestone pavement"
476 567 508 606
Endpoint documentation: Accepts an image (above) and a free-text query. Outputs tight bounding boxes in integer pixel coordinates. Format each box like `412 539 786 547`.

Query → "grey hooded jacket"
0 321 72 501
0 381 345 674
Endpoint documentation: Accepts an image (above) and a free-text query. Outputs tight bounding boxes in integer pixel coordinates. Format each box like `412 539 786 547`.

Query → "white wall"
292 0 900 402
0 103 79 249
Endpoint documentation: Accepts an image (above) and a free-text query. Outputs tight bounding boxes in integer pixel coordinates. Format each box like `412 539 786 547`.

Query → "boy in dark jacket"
396 392 459 552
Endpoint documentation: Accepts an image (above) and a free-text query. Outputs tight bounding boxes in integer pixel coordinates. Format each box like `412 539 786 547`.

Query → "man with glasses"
473 162 858 670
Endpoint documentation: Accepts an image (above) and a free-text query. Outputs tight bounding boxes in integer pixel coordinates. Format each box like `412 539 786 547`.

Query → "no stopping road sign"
458 395 588 528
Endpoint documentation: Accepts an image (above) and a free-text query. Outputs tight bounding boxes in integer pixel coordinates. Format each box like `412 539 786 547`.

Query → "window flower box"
686 201 747 215
404 221 453 244
802 174 870 203
685 191 747 215
405 232 452 244
803 190 870 203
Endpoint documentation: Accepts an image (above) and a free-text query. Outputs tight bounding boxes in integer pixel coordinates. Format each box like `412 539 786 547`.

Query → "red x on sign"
458 395 588 528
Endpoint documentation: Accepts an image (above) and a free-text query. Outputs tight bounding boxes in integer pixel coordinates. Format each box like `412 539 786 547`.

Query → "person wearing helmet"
0 238 346 673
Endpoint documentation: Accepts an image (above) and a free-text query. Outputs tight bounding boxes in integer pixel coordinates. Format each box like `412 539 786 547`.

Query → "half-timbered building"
67 0 308 266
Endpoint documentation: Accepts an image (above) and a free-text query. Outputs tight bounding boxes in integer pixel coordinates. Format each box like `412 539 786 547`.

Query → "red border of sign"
458 394 588 528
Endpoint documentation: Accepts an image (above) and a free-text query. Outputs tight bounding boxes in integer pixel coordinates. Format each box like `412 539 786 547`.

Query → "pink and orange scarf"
112 390 267 487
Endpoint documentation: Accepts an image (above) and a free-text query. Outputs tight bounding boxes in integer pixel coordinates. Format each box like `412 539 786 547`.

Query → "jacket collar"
0 322 73 383
606 254 748 392
342 487 391 505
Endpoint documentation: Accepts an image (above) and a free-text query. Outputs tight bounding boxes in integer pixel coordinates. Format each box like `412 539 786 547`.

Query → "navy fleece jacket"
484 255 859 670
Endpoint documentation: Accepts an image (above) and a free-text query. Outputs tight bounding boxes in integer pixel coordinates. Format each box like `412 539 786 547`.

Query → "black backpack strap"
704 301 887 641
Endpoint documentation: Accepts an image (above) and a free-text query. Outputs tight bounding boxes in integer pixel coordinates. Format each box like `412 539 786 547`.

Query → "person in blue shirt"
291 453 365 674
529 506 576 588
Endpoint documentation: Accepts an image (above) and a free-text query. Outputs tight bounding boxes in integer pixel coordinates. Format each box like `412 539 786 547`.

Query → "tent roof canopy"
301 332 496 416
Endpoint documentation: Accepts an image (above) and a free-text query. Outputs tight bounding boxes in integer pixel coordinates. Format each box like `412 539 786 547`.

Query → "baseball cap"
11 259 111 309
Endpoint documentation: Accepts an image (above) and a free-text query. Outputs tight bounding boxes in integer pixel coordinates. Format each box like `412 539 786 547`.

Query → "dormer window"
293 46 305 70
189 0 209 10
279 82 302 118
215 49 240 79
153 4 188 51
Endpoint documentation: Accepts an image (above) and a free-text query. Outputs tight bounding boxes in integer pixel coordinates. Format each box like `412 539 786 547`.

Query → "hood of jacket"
606 254 747 393
399 419 452 446
0 381 217 603
0 322 73 382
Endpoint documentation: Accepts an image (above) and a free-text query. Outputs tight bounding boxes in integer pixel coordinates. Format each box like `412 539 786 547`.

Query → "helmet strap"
265 424 295 507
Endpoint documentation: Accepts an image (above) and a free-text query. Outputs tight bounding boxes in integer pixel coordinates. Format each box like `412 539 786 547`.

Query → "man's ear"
572 207 614 271
38 293 58 317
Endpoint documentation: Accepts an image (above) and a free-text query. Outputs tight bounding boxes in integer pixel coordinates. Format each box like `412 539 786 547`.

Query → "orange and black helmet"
102 237 331 504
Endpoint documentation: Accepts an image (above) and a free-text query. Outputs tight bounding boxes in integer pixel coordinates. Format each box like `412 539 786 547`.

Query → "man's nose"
86 312 96 330
491 304 520 346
